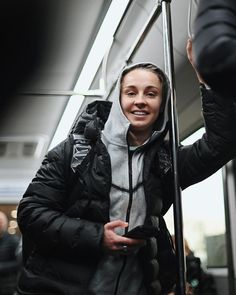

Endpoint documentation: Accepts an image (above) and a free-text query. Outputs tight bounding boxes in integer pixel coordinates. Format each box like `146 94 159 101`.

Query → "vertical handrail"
161 1 186 294
222 163 236 295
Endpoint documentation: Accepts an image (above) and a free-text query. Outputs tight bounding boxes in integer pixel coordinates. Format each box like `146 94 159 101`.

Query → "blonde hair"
171 235 192 256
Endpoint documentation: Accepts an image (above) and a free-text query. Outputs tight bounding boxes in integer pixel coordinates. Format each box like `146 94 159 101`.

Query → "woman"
16 41 236 295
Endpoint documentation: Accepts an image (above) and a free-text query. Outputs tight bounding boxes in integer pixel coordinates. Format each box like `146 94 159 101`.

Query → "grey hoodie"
88 63 170 295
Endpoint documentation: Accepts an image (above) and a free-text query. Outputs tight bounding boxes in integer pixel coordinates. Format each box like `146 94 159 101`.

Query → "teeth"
133 111 147 115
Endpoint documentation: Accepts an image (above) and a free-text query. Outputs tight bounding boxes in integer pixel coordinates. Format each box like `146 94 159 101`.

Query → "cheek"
152 101 162 115
120 97 130 113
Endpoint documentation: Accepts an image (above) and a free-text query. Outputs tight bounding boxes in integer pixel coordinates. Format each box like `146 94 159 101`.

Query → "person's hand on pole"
186 38 205 85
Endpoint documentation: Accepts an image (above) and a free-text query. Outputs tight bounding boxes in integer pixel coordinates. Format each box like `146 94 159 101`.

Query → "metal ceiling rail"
102 1 163 100
125 1 162 63
18 1 163 98
18 1 161 98
18 1 162 98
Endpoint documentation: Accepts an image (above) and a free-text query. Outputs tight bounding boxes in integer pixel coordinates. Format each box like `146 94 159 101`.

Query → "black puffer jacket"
17 86 236 295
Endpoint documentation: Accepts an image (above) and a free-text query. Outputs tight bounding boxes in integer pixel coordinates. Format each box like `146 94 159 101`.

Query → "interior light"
49 0 130 150
11 209 17 219
9 220 18 228
8 227 16 235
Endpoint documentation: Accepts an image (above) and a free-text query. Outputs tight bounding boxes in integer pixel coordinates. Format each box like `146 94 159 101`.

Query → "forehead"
122 69 162 87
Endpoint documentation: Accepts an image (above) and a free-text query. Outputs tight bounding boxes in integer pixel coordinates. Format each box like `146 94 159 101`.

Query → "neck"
128 130 151 146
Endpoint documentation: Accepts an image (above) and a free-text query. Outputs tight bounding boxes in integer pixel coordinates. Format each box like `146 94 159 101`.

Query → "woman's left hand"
102 220 145 256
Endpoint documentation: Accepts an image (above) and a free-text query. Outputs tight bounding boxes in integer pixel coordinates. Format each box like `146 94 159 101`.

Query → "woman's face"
121 68 163 138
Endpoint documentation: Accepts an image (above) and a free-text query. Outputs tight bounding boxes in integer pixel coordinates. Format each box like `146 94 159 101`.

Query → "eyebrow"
122 85 161 90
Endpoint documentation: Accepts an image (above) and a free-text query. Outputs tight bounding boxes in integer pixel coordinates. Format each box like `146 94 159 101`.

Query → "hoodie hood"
102 62 170 147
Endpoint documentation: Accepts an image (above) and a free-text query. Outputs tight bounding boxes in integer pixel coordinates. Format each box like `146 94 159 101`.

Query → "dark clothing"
186 254 217 295
17 83 236 295
169 253 218 295
0 232 20 295
186 254 201 288
193 0 236 97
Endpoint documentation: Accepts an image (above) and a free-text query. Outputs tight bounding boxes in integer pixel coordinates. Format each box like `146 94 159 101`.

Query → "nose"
134 93 146 105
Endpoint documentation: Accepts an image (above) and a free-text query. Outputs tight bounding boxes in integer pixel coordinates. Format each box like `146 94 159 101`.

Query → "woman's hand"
186 38 205 84
102 220 145 255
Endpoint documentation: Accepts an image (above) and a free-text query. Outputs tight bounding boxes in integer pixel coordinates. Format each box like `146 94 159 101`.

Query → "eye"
126 91 136 97
146 92 157 98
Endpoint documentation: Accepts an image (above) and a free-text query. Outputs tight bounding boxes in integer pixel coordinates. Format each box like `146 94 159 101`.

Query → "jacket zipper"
113 257 127 295
114 148 133 295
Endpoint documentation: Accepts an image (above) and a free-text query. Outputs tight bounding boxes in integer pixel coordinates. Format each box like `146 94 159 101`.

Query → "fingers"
186 38 193 65
186 38 205 84
102 220 146 255
104 220 128 231
103 220 128 253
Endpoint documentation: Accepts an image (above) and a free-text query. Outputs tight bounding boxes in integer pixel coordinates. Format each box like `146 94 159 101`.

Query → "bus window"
165 127 227 268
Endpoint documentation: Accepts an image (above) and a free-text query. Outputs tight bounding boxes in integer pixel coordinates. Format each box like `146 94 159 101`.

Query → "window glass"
165 128 227 268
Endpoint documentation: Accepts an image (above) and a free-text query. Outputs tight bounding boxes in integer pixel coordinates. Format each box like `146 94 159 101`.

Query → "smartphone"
123 225 159 239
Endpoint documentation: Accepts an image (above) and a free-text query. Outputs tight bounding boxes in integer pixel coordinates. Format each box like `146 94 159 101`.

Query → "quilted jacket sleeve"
179 86 236 190
17 138 104 258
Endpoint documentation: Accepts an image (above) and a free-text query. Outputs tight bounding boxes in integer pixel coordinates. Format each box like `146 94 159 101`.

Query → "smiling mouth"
132 111 149 116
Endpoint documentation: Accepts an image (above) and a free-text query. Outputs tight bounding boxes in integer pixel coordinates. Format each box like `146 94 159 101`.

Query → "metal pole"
222 163 236 295
161 1 186 294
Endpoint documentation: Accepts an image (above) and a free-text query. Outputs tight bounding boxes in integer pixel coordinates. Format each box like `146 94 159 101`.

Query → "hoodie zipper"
125 148 134 227
114 148 133 295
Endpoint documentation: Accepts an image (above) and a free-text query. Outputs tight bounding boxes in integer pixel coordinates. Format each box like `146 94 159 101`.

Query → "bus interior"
0 0 235 294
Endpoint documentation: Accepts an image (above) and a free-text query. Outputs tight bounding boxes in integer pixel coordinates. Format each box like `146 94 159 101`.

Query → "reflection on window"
165 127 227 268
